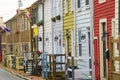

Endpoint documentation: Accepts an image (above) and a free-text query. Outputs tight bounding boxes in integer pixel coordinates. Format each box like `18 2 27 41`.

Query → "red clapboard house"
94 0 115 80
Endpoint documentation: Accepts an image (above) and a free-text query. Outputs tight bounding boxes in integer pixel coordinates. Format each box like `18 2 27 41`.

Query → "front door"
100 21 107 79
76 27 92 79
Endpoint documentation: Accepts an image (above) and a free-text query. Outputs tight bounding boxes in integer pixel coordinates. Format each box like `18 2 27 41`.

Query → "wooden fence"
110 37 120 80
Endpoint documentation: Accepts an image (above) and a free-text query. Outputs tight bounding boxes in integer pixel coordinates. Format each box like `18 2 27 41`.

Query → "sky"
0 0 37 22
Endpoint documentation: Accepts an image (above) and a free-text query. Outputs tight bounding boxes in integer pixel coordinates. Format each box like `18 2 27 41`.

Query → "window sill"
85 5 90 10
77 8 82 12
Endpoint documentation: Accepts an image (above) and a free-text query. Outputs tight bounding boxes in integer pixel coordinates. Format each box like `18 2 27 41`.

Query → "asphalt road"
0 68 24 80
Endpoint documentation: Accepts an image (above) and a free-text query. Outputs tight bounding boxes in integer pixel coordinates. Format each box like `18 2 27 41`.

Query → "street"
0 68 24 80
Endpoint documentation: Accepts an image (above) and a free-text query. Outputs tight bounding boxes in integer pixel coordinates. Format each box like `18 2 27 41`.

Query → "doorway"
99 19 108 79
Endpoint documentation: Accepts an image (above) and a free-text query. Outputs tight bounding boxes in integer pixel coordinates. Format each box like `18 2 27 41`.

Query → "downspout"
90 0 95 80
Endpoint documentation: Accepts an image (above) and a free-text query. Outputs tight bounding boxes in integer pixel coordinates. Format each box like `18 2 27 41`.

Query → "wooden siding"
38 3 43 52
63 0 74 55
44 0 53 54
52 0 64 54
75 0 92 78
21 30 30 42
94 0 115 80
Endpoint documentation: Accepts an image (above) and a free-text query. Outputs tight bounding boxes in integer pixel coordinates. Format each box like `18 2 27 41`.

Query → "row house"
2 0 118 79
63 0 74 57
74 0 94 79
44 0 53 54
52 0 64 55
94 0 115 80
4 9 31 58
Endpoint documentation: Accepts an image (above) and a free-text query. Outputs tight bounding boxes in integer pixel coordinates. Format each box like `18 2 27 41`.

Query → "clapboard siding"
52 0 64 54
75 0 93 79
94 0 115 80
63 0 74 55
44 0 53 54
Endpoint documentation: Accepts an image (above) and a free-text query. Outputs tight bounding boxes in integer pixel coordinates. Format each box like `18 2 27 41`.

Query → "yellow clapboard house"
63 0 74 56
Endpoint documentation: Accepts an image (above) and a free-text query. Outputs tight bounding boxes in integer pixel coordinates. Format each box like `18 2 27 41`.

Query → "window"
99 0 106 4
77 0 81 8
78 30 82 56
86 0 89 5
65 0 68 13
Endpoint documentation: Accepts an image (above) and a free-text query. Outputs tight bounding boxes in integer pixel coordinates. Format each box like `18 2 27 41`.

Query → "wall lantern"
81 34 86 40
102 31 108 41
39 36 42 41
54 35 58 41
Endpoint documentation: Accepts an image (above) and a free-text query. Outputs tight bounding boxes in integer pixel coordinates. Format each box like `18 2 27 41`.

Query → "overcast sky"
0 0 37 22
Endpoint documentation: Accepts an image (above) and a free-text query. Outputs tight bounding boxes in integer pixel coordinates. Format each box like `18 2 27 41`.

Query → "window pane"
78 30 81 43
89 59 92 69
79 44 82 56
86 0 89 5
78 0 81 8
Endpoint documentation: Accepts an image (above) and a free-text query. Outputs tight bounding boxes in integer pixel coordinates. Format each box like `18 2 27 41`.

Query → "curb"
4 68 31 80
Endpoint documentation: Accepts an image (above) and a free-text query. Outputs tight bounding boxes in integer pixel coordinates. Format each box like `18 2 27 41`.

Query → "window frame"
77 0 81 9
78 29 82 56
71 0 74 11
65 0 68 13
99 0 106 4
85 0 89 6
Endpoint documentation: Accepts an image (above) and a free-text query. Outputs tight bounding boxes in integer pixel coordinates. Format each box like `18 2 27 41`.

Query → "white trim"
65 0 68 14
71 0 74 11
71 29 74 56
99 0 106 4
77 0 82 12
111 18 116 37
74 0 76 57
99 18 108 79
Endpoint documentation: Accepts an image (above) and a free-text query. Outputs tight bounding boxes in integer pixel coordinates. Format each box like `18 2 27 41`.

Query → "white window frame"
71 0 74 11
77 0 82 12
77 0 81 9
85 0 90 6
78 28 82 57
85 0 90 9
99 18 108 79
65 0 68 13
99 0 106 4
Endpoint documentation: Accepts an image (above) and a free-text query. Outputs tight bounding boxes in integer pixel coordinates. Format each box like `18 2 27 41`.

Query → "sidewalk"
0 63 43 80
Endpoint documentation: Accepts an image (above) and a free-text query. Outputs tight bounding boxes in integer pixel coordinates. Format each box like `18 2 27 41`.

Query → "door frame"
99 18 108 79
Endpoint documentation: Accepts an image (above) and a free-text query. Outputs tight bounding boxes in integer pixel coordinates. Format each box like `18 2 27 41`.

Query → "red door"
94 39 100 80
